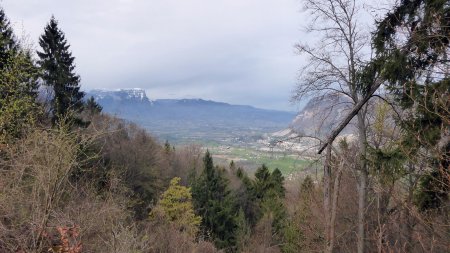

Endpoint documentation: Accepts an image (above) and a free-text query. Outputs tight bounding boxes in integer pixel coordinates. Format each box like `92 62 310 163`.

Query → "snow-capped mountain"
85 89 296 143
88 88 152 104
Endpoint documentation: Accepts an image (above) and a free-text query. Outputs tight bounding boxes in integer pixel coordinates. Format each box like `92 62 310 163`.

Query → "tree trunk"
326 158 344 253
402 163 415 251
356 111 368 253
324 145 332 252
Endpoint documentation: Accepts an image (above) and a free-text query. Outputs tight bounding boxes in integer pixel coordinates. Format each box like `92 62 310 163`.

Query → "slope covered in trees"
0 1 449 252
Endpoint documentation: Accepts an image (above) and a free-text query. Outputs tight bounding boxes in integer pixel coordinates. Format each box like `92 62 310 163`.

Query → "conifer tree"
0 7 39 97
0 8 18 68
191 150 237 250
37 16 84 124
235 208 250 252
0 7 40 142
164 140 171 154
253 164 272 199
0 52 40 143
150 177 201 236
270 168 285 198
373 0 449 212
253 164 285 199
252 165 287 235
229 160 236 172
84 96 102 115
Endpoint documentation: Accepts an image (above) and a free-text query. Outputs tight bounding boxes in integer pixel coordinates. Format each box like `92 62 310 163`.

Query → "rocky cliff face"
290 94 355 137
89 88 152 103
260 94 357 154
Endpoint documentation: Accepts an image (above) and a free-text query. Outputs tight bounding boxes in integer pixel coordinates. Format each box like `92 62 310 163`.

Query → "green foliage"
0 53 40 143
260 191 286 235
164 140 171 154
191 151 238 250
232 164 288 237
253 164 272 198
281 218 304 253
252 164 287 239
0 8 40 143
373 0 449 149
254 164 285 199
373 0 450 212
84 96 102 115
414 143 450 212
271 168 286 197
234 208 250 252
374 0 449 56
151 177 201 236
299 175 314 199
229 160 236 172
37 16 84 124
231 168 260 228
367 146 406 183
414 171 447 212
0 7 18 67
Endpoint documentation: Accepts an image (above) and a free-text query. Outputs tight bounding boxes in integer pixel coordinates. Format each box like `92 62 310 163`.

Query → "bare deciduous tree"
293 1 378 252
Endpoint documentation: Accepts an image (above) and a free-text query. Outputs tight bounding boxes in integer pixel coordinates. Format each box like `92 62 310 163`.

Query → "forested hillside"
0 1 449 253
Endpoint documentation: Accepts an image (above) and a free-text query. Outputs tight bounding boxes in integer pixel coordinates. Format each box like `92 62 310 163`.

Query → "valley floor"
207 145 320 179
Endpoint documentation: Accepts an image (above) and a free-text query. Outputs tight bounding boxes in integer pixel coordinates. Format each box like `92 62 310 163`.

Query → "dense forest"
0 0 449 252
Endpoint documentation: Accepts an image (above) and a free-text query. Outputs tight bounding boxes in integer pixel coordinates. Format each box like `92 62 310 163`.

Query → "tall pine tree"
191 150 237 250
0 7 39 97
37 16 84 124
373 0 449 212
253 165 286 233
0 8 18 68
84 96 102 115
0 7 40 142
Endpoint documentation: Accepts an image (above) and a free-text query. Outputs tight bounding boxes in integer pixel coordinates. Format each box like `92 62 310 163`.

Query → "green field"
209 146 316 176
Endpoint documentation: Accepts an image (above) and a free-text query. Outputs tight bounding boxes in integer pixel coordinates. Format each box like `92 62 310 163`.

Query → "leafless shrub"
144 219 220 253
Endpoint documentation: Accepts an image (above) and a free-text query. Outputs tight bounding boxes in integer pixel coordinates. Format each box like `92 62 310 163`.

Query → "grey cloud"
2 0 306 110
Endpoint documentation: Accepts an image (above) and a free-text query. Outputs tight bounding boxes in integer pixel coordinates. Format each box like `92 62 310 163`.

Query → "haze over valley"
87 88 296 146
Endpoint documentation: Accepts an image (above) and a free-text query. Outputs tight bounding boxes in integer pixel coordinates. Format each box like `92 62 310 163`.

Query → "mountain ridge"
86 88 296 144
88 88 294 113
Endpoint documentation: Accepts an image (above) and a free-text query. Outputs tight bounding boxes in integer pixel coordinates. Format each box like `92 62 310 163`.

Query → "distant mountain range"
87 89 296 144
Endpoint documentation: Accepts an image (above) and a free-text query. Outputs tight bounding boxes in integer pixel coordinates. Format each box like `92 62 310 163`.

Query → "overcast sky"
2 1 330 111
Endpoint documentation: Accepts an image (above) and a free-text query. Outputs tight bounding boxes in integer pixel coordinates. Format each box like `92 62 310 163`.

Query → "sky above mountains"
1 0 379 111
2 0 308 111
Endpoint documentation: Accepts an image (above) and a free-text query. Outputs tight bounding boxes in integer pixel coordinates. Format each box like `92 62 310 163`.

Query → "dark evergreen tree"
299 175 314 198
253 164 272 199
260 189 286 235
0 8 39 98
37 16 84 124
253 164 285 199
0 7 18 68
373 0 449 212
191 150 237 250
270 168 285 198
252 164 287 235
164 140 171 154
229 160 236 172
84 96 102 115
0 7 40 142
234 207 250 252
233 167 260 227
